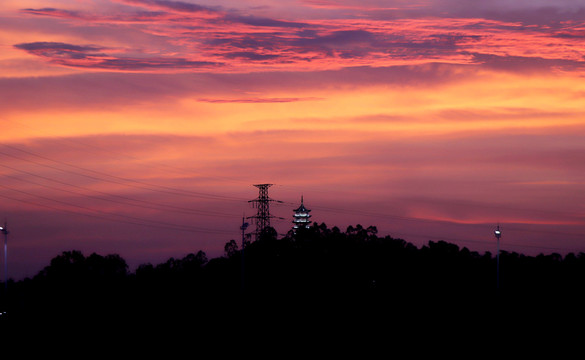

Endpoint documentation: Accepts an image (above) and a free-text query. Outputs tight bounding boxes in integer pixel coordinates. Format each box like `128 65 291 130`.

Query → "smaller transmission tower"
247 184 280 241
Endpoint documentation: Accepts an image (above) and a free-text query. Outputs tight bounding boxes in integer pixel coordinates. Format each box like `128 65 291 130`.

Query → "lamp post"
1 222 7 291
494 225 502 291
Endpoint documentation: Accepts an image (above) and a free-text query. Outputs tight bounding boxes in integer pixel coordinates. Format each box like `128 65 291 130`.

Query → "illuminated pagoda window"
292 196 312 231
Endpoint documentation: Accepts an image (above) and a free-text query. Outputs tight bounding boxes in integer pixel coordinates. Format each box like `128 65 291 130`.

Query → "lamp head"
494 226 501 238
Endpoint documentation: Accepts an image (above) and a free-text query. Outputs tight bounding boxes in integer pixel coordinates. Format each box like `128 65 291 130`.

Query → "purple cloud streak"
13 1 584 73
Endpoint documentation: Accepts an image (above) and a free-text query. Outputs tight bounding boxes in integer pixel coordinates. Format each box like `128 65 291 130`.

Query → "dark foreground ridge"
2 223 585 333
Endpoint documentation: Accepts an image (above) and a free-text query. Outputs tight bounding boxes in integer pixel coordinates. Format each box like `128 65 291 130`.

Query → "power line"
0 193 231 235
0 184 233 235
0 143 251 237
1 142 583 253
5 118 254 186
0 164 239 218
3 142 582 225
0 144 248 202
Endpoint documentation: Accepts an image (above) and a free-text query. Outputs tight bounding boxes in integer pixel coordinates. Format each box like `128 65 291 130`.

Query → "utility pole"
240 216 249 249
240 216 249 292
247 184 281 241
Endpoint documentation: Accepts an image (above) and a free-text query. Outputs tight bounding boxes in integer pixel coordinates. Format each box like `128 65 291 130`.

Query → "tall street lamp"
494 225 502 291
0 223 8 291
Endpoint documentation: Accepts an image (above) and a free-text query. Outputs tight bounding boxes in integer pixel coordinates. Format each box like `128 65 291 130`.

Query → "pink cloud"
13 2 585 73
14 41 221 71
20 6 175 23
119 0 218 14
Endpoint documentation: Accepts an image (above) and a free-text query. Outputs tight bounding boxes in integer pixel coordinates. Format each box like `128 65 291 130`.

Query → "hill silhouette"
2 222 585 333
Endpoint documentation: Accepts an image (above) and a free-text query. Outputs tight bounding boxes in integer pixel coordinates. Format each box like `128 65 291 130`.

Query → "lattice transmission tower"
247 184 281 241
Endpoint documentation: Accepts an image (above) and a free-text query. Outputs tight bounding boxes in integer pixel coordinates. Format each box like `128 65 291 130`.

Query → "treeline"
2 222 585 324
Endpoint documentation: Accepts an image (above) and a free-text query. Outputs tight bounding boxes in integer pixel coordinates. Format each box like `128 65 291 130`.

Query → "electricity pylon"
247 184 281 241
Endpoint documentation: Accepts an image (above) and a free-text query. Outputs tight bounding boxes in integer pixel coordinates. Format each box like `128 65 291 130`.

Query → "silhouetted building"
292 196 312 231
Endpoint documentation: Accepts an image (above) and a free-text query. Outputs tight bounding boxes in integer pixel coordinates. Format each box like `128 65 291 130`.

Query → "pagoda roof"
293 196 310 213
294 203 310 212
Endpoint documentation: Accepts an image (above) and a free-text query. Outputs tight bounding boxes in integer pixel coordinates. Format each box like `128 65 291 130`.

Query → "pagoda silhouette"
292 196 312 231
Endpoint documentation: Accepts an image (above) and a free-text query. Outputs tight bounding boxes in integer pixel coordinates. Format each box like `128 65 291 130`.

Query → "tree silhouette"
224 239 238 258
4 222 585 327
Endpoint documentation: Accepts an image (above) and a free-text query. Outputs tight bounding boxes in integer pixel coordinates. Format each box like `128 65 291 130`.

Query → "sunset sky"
1 0 585 280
